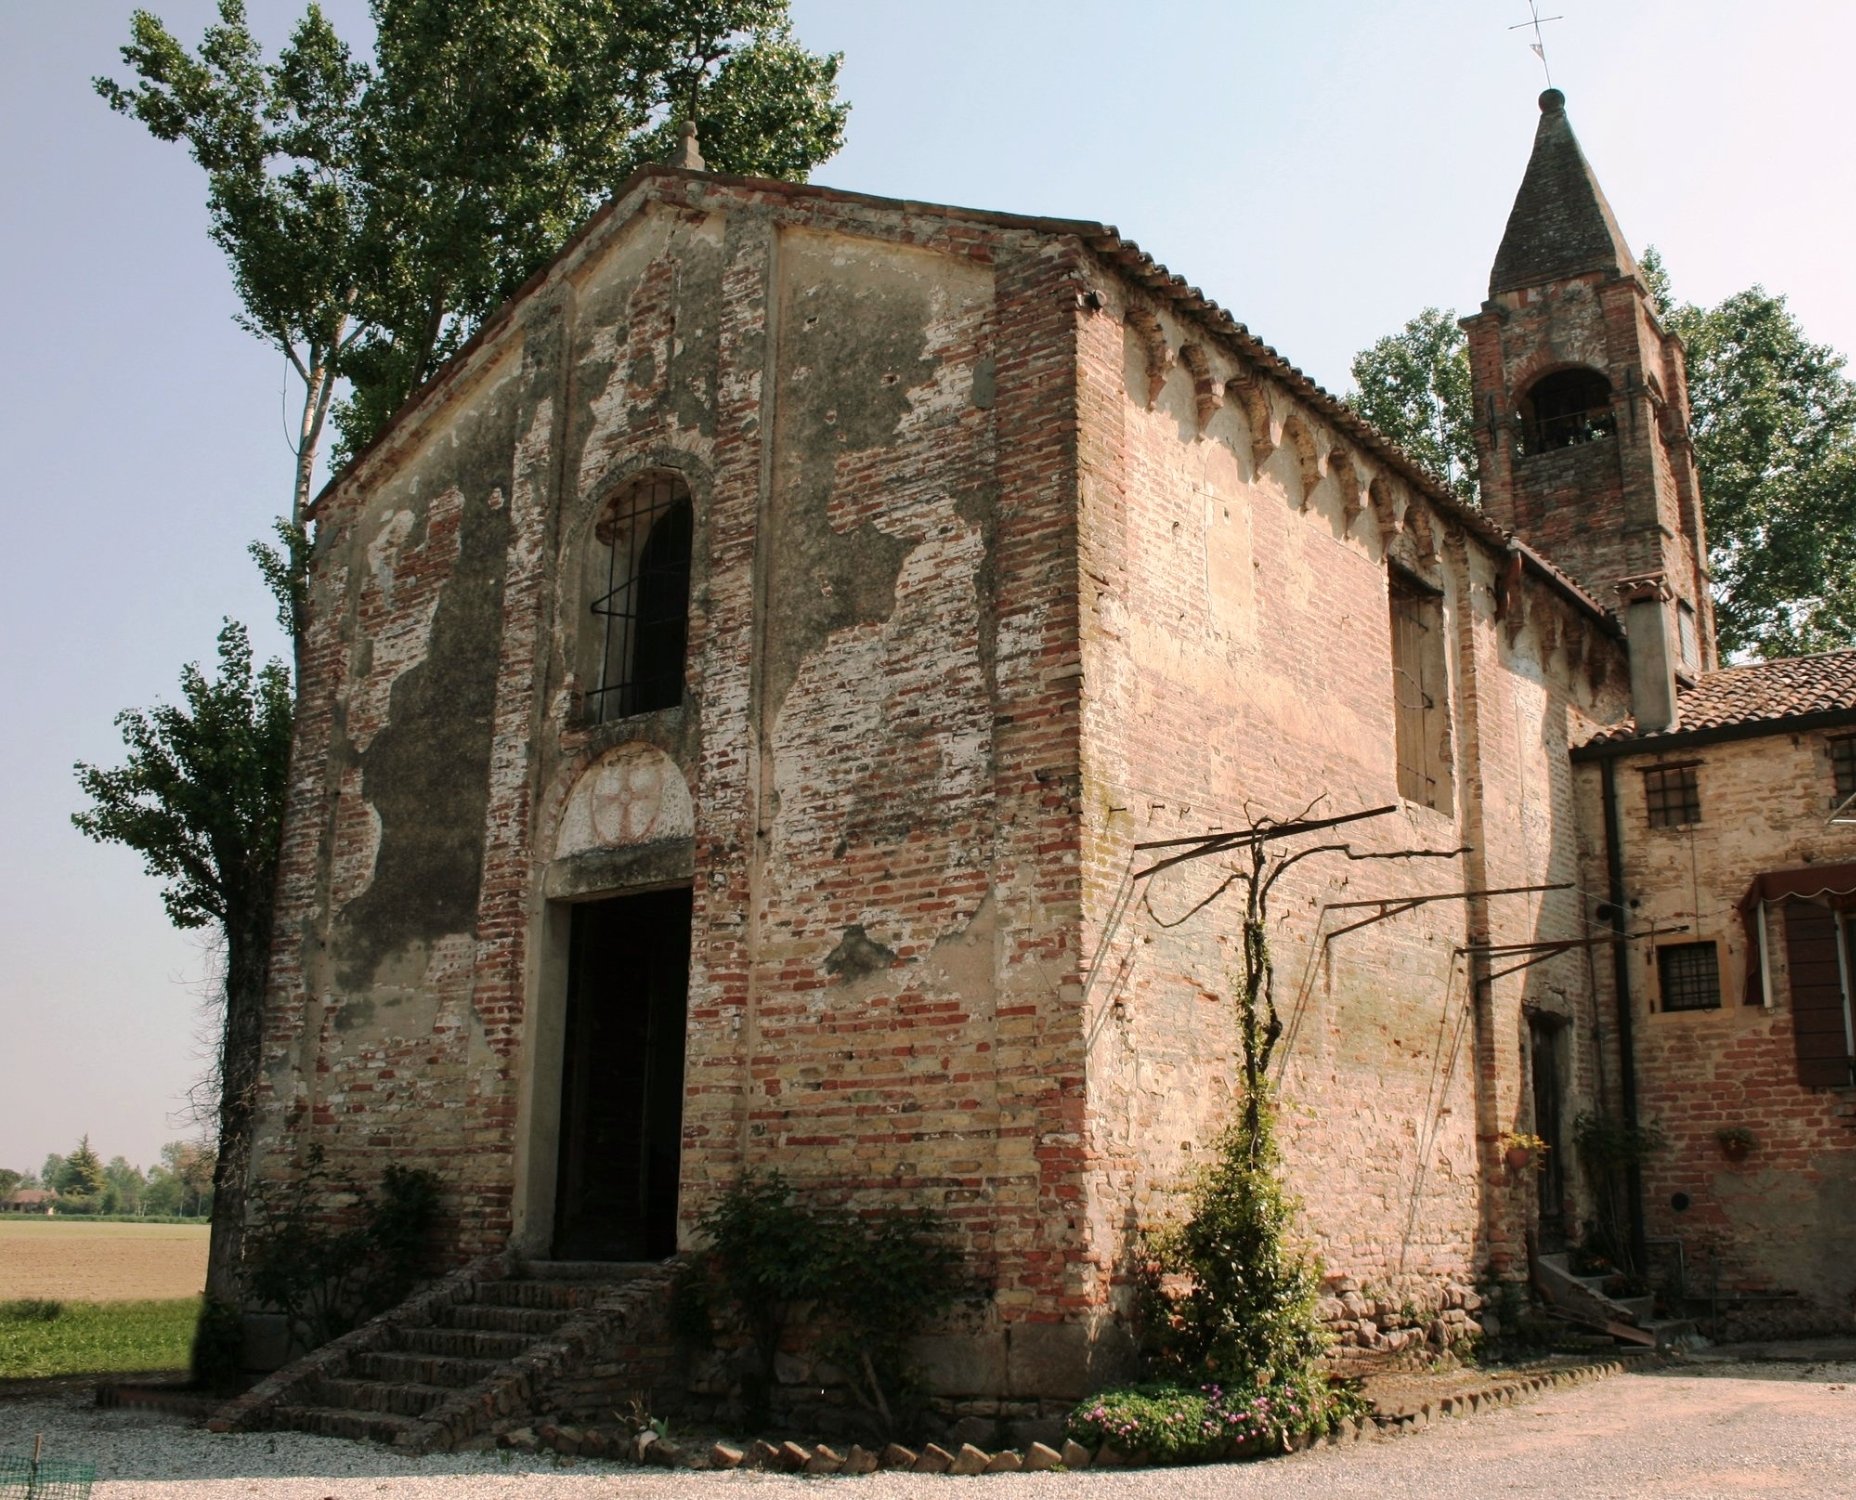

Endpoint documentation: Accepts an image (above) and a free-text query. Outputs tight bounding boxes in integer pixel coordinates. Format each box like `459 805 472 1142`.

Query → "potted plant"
1501 1132 1548 1172
1716 1126 1755 1162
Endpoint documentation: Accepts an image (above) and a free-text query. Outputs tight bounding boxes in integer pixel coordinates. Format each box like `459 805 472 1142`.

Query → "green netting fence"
0 1438 95 1500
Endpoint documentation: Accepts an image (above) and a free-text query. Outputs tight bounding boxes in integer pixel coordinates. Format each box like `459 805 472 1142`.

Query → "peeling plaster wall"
253 183 1099 1394
1072 280 1631 1336
255 332 528 1250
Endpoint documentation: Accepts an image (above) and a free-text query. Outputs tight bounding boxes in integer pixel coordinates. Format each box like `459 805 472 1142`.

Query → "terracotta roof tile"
1586 648 1856 747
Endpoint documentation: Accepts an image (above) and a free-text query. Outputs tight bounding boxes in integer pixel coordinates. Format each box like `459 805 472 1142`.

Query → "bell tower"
1462 89 1716 689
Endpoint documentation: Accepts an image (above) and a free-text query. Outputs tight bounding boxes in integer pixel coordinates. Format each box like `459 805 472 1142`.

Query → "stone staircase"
1533 1251 1695 1350
212 1256 680 1452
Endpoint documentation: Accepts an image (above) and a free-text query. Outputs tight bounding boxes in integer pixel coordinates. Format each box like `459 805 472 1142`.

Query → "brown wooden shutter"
1784 900 1854 1088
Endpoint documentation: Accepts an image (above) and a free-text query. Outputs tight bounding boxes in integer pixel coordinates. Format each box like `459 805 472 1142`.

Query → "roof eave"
1573 704 1856 762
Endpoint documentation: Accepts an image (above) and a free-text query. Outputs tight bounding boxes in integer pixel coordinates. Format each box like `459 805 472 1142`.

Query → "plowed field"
0 1220 207 1302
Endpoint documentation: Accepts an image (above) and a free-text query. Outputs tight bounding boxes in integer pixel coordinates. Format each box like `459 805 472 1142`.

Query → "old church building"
240 92 1855 1436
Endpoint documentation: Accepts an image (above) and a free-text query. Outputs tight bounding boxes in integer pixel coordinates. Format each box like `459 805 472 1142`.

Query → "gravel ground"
3 1359 1854 1499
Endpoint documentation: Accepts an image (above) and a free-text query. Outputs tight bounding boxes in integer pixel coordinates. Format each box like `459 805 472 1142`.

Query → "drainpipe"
1599 756 1648 1270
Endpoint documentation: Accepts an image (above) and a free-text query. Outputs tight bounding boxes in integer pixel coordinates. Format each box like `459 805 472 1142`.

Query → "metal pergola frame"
1321 882 1573 942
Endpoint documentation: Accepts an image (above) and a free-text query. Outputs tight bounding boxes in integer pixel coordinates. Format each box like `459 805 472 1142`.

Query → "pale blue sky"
3 0 1852 1174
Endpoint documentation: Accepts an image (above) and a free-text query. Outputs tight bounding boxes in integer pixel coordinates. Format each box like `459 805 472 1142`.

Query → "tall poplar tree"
86 0 848 1364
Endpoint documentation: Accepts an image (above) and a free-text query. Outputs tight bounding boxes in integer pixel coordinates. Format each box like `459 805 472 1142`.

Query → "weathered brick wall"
1576 730 1856 1331
251 176 1101 1394
1071 275 1631 1344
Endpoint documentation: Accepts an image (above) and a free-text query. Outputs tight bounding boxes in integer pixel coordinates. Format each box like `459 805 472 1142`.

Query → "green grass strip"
0 1297 199 1380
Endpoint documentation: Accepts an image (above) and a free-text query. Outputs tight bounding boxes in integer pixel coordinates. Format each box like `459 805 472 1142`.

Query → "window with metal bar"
1657 942 1721 1012
1642 763 1700 828
587 475 692 722
1389 571 1451 813
1830 735 1856 808
1518 366 1616 454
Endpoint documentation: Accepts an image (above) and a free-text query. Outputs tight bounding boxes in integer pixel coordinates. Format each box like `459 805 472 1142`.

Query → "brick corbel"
1127 299 1173 409
1322 442 1369 530
1370 475 1406 555
1177 341 1222 430
1280 413 1322 512
1223 368 1277 471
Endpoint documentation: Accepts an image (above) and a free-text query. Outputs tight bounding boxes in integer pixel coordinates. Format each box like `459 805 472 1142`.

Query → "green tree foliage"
1346 307 1478 503
54 1137 108 1206
103 1157 149 1216
73 622 291 1314
1639 248 1856 658
91 0 846 1332
144 1140 217 1218
96 2 372 538
0 1170 21 1201
98 0 849 523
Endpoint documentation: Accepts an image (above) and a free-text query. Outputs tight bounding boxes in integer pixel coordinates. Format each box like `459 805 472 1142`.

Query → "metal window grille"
1643 764 1700 828
1831 736 1856 804
1390 576 1440 808
1657 942 1721 1012
587 477 692 722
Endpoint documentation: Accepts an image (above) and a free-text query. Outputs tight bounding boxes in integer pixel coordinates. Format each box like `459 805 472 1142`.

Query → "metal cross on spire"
1509 1 1563 87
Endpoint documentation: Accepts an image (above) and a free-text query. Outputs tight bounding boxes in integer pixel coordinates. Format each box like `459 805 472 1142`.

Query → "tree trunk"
289 355 337 687
203 915 272 1314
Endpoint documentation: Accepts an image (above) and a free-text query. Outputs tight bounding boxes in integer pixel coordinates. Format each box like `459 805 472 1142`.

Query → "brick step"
309 1378 455 1418
474 1279 603 1312
434 1302 574 1336
395 1326 533 1360
352 1351 504 1388
270 1404 416 1445
524 1260 662 1282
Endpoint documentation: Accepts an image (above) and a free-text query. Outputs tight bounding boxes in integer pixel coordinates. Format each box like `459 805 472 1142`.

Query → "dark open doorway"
1528 1011 1569 1251
553 886 690 1260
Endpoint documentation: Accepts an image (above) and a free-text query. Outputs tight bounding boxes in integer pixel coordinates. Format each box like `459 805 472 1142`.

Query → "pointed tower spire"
1461 90 1719 684
1490 90 1637 297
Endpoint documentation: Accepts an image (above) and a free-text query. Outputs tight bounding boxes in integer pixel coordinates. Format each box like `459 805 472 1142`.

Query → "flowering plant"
1065 1373 1351 1464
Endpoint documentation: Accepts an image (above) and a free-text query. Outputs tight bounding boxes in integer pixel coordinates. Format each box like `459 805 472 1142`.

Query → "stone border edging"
1364 1351 1652 1436
505 1350 1651 1474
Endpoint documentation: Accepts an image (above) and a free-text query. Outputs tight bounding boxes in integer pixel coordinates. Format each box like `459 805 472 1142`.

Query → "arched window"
1519 367 1616 453
588 474 692 721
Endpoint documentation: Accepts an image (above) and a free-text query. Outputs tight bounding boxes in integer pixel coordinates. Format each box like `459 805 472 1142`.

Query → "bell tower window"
1518 367 1616 454
588 474 693 721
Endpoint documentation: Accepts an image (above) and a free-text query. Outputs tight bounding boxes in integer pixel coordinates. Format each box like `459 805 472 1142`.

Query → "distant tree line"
0 1136 216 1218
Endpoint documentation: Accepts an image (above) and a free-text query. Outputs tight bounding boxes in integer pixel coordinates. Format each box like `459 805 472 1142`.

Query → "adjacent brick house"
244 86 1853 1407
1573 652 1856 1333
